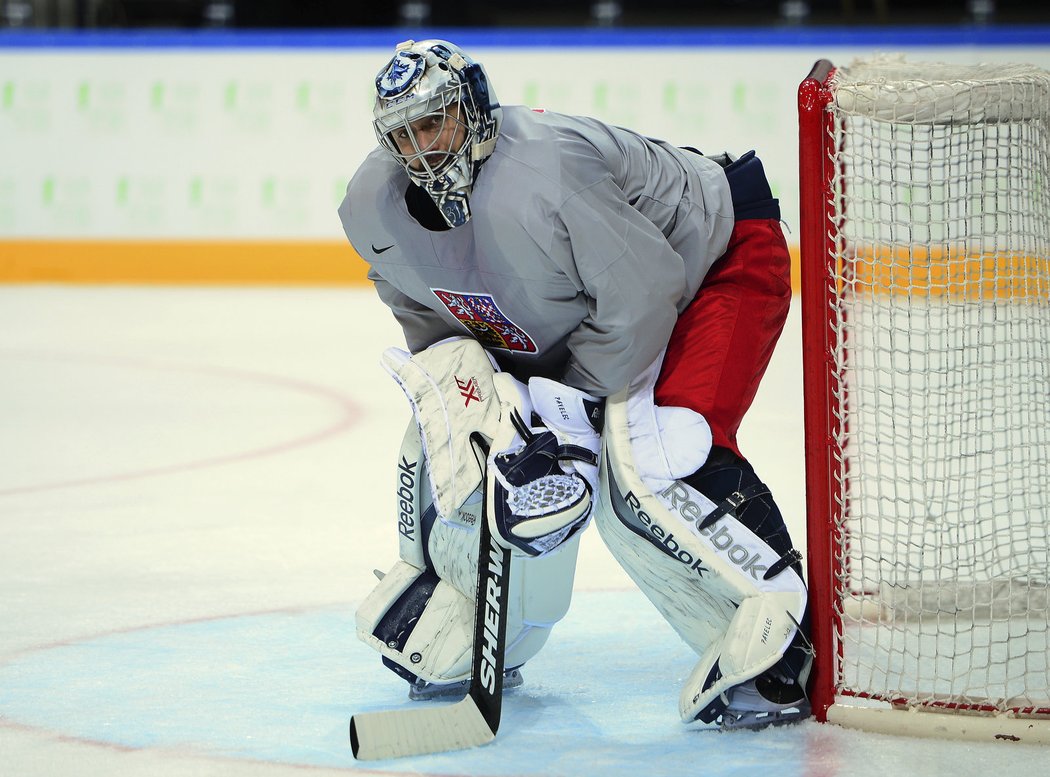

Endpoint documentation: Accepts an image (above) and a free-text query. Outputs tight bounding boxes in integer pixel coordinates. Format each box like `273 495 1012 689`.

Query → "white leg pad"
356 534 581 684
678 592 803 722
594 364 807 723
358 339 582 686
594 493 740 654
356 560 474 683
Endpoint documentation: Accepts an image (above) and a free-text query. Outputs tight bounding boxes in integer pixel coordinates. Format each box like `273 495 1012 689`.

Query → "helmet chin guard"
373 39 502 228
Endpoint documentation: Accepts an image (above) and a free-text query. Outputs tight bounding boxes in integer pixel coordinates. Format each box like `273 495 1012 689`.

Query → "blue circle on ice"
0 591 803 775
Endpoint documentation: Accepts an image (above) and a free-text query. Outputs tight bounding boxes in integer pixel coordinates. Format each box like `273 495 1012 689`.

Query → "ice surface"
0 287 1045 776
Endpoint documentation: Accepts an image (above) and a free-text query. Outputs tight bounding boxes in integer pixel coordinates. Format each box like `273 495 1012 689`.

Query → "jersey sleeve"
368 266 462 353
554 178 689 396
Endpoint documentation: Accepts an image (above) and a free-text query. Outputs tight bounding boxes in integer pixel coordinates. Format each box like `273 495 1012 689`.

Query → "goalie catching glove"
527 377 603 495
485 375 599 556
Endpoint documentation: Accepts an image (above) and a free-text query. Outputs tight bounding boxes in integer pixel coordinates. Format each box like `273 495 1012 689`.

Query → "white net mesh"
825 56 1050 715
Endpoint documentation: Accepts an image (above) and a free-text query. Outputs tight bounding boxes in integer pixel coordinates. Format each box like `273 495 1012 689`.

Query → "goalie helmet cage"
797 56 1050 744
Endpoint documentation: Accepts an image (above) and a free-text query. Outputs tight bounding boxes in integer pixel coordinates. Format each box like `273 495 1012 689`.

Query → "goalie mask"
373 39 502 228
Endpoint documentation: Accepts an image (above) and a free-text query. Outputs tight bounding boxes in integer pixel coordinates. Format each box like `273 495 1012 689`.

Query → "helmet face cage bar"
374 83 475 185
372 40 501 228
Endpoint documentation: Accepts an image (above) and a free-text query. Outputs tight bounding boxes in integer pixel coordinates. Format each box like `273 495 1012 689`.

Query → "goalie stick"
350 436 512 761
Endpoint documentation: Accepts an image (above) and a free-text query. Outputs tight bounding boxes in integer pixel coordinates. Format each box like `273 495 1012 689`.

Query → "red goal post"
797 56 1050 744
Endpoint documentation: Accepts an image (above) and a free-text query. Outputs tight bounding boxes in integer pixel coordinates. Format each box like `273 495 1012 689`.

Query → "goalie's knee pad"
592 358 809 724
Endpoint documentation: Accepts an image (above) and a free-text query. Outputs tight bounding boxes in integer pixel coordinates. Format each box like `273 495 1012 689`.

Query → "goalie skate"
719 675 811 731
408 668 524 701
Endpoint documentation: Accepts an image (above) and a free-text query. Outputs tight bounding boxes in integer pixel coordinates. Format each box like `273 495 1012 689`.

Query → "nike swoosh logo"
372 244 395 254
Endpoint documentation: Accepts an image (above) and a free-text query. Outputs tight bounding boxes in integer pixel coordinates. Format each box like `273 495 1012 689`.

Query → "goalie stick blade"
350 694 495 761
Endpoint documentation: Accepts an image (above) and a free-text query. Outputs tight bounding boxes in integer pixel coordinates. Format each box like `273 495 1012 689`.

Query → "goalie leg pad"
679 592 806 724
594 366 808 724
357 560 474 685
356 536 582 687
359 336 589 691
356 417 581 686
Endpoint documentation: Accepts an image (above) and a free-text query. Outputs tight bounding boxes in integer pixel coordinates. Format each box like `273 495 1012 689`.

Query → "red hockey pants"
654 218 791 458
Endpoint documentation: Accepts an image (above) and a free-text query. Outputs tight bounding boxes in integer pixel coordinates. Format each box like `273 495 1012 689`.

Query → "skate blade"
408 668 524 702
720 700 811 731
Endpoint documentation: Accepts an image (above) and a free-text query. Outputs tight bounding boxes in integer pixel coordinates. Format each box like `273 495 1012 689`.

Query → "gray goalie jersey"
338 106 735 397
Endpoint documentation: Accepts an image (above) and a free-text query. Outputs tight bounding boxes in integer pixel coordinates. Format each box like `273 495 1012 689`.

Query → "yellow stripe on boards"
0 240 370 285
0 240 809 293
841 245 1049 300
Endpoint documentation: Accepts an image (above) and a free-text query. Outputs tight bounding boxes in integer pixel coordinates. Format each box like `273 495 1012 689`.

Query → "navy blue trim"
605 457 688 565
372 567 442 653
1 25 1049 49
723 151 781 222
419 501 438 573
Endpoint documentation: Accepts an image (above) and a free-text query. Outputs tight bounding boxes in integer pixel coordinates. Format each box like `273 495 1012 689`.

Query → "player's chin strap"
591 357 809 725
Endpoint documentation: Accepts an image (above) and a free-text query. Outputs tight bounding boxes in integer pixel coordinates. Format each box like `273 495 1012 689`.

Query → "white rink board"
1 35 1049 243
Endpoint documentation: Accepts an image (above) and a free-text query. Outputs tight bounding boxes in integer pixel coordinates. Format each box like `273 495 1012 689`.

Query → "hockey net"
798 56 1050 743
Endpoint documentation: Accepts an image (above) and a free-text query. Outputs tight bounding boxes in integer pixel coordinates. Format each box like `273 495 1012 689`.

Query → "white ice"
0 286 1045 776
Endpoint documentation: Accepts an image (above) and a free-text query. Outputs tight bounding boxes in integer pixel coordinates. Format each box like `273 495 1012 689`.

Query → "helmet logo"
376 52 423 98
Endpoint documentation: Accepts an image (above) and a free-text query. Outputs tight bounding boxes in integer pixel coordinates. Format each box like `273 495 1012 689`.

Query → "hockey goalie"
342 38 813 732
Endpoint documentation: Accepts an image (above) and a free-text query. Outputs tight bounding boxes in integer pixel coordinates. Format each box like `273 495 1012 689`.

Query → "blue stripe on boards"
1 25 1049 49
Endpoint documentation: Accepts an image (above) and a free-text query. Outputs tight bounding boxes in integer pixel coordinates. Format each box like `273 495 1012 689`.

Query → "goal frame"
798 57 840 727
797 58 1050 744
